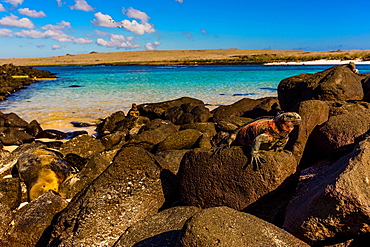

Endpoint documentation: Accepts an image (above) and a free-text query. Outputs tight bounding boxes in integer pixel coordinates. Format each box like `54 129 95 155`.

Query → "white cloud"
201 29 208 34
94 29 109 36
73 37 93 44
145 41 160 50
0 14 34 28
52 44 61 50
36 43 44 48
0 4 6 12
42 21 71 31
18 8 46 18
0 28 12 37
3 0 23 7
96 33 140 49
91 12 116 28
69 0 94 12
14 26 92 44
123 7 150 23
120 20 155 35
175 0 184 3
56 0 64 7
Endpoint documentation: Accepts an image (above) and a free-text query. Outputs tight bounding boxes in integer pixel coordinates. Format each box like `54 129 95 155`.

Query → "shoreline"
265 59 370 65
1 48 370 67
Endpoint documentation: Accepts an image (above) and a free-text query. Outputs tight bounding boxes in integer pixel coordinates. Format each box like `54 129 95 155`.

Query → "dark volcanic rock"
113 206 201 247
307 109 370 160
211 97 279 122
163 103 211 125
178 147 297 212
284 137 370 245
0 142 46 178
59 153 112 199
125 119 177 150
0 178 22 210
155 149 191 175
287 100 329 164
0 127 35 145
278 65 364 111
35 129 67 140
156 129 203 152
176 206 309 247
43 147 166 247
95 110 125 137
2 191 68 247
59 134 105 159
138 97 204 119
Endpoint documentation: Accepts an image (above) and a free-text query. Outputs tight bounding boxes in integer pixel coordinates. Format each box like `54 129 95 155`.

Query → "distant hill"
1 48 370 66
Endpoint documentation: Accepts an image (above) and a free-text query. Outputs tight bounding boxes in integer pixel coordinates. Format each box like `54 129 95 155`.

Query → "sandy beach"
1 48 370 66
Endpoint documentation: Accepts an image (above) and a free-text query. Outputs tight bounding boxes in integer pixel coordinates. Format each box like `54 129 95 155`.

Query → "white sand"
265 59 370 65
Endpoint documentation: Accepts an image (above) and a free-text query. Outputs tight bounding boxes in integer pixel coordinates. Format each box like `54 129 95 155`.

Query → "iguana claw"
249 151 266 170
212 143 229 155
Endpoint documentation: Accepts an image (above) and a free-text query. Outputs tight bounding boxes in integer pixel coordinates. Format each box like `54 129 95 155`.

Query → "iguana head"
274 112 301 131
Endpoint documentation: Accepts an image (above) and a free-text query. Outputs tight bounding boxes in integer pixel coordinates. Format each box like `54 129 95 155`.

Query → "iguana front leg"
212 132 237 155
250 133 269 170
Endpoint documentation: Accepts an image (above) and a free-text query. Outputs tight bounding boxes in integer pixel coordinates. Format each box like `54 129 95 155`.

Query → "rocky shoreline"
1 64 370 246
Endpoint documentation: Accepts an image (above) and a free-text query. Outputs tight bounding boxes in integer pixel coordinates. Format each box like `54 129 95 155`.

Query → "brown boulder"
0 127 34 145
287 100 329 164
138 97 204 119
283 137 370 244
95 111 125 137
113 206 201 247
308 109 370 160
59 134 105 159
178 147 297 212
126 119 178 150
42 147 165 247
212 97 278 122
0 178 22 210
2 191 68 247
278 65 364 111
156 129 203 152
176 206 309 247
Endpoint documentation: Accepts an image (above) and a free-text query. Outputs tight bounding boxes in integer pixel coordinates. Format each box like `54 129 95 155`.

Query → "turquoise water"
1 64 369 131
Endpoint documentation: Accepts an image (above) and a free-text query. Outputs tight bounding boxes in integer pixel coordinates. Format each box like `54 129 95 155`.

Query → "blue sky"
0 0 369 58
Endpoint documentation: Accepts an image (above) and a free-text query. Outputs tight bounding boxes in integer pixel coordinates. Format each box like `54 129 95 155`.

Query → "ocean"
1 64 369 132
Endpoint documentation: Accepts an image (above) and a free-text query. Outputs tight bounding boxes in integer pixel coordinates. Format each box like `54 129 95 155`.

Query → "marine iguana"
214 112 301 170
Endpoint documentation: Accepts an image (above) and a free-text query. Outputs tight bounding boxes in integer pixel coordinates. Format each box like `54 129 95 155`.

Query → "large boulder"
16 147 71 201
176 206 309 247
125 119 178 150
113 206 201 247
0 178 22 210
287 100 329 164
95 110 125 137
2 191 68 247
138 97 205 119
163 103 211 125
59 153 112 199
155 129 203 152
0 127 34 145
307 109 370 161
0 142 45 179
278 65 364 111
178 147 297 213
212 97 279 122
283 137 370 245
42 147 166 247
59 134 105 159
155 149 191 175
